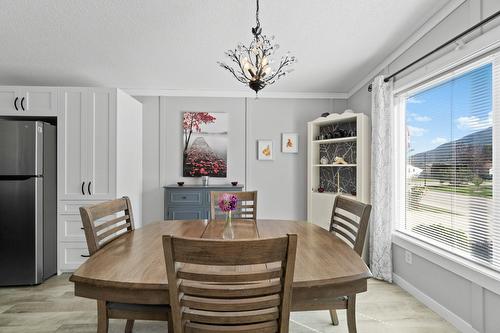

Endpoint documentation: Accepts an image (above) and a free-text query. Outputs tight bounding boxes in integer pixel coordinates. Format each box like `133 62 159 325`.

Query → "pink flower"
218 193 238 212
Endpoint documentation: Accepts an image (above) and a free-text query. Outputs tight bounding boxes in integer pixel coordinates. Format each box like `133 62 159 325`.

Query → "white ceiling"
0 0 450 95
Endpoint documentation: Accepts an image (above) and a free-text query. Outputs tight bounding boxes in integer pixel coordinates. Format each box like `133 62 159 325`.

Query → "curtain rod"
367 9 500 92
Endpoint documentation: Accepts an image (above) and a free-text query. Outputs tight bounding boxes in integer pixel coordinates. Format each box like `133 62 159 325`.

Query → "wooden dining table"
70 219 371 317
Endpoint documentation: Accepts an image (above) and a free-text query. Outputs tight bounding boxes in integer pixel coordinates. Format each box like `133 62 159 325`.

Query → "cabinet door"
22 87 58 116
0 86 22 115
85 89 116 199
58 88 88 200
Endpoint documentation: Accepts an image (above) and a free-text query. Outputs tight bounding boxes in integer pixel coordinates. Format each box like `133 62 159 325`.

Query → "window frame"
393 54 499 271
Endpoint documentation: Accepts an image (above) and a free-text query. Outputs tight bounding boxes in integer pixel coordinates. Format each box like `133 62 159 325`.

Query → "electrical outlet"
404 250 413 265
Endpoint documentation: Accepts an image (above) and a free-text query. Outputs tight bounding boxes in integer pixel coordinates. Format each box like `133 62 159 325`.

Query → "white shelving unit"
307 112 371 230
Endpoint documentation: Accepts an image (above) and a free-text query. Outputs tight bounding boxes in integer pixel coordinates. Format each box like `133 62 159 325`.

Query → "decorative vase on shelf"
320 156 329 165
223 210 234 240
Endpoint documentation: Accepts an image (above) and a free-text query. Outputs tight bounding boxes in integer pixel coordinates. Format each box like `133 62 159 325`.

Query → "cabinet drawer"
58 242 89 271
167 191 203 206
167 208 208 220
59 200 105 214
59 215 85 241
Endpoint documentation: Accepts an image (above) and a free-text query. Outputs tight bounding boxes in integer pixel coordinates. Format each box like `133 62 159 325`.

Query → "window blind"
400 55 500 271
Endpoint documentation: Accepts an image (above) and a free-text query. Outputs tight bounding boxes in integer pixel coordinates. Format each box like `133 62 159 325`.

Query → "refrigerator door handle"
81 181 86 195
34 178 43 284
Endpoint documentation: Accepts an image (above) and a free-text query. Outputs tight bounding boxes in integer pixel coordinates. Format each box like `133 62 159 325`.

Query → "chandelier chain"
255 0 260 28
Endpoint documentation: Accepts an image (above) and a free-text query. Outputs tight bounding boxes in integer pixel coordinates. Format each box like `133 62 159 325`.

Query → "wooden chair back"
79 197 135 255
163 234 298 333
329 196 372 256
210 191 258 220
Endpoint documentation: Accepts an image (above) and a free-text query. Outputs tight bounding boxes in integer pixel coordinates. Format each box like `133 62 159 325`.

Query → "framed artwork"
282 133 298 153
257 140 273 160
183 112 228 177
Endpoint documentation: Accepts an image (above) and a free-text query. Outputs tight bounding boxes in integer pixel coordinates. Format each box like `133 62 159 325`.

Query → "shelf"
313 164 357 167
312 136 356 144
311 191 357 198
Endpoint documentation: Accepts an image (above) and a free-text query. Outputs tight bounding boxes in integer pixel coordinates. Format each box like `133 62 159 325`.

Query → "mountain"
410 127 492 177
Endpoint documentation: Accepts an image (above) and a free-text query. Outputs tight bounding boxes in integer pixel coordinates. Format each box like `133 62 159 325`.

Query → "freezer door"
0 177 43 285
0 120 43 176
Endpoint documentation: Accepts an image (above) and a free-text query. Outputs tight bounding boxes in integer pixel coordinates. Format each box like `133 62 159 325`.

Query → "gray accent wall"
136 96 346 225
348 1 500 332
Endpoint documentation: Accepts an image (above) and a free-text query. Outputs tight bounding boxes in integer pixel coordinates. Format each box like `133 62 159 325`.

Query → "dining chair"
327 195 372 333
210 191 258 220
163 234 297 333
79 197 172 333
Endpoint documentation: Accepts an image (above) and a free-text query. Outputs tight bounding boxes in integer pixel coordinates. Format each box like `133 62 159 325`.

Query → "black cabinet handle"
81 181 86 195
81 254 90 258
80 227 84 230
14 97 18 111
88 181 92 195
20 97 25 111
182 196 187 199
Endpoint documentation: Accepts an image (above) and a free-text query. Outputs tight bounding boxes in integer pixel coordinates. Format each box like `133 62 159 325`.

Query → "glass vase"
223 210 234 240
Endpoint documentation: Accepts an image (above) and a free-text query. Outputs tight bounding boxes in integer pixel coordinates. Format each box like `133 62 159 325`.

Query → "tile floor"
0 274 458 332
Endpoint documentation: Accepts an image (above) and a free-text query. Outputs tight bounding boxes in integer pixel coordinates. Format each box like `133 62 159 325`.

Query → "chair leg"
97 301 109 333
329 309 339 325
346 295 357 333
125 320 134 333
167 308 173 332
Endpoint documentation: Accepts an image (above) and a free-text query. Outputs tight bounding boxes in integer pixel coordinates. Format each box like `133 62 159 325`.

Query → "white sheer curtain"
369 75 394 282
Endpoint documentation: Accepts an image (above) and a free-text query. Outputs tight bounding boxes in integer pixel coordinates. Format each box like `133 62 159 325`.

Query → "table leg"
125 320 134 333
346 295 357 333
97 300 109 333
329 309 339 325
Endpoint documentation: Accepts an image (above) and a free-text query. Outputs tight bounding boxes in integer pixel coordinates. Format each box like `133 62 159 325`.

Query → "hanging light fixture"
218 0 296 95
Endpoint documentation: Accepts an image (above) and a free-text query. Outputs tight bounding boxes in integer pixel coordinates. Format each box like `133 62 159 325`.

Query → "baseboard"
393 273 479 333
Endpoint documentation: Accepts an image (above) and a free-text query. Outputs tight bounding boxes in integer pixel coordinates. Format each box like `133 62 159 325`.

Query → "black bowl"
177 182 184 186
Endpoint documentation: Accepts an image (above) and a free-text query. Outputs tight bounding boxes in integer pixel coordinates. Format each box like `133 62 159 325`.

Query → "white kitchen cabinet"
0 86 57 116
0 86 20 114
59 88 88 200
57 88 142 272
87 89 117 199
58 88 117 200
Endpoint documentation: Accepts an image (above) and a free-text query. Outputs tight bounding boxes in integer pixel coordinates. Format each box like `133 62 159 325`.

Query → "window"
396 56 500 271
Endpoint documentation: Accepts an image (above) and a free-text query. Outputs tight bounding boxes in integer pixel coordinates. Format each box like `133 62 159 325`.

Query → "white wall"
136 96 346 224
347 1 500 332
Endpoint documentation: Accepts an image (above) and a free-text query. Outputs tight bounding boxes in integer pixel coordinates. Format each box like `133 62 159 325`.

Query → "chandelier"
218 0 296 95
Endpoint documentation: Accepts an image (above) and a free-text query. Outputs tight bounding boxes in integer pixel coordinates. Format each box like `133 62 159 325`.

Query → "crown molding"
122 88 348 100
346 0 468 98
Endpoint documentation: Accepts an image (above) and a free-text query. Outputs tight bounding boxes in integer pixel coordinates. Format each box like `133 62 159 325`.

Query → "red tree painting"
183 112 227 177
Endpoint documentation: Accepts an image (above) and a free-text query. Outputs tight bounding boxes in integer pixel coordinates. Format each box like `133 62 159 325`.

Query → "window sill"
392 231 500 295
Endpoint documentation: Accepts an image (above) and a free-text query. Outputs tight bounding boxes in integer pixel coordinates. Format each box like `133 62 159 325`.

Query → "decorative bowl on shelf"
231 181 238 186
177 182 184 186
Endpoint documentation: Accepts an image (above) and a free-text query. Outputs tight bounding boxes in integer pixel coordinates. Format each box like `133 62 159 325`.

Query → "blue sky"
406 63 492 155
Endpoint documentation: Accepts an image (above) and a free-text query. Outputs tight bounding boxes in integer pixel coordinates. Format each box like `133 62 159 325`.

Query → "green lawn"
409 179 493 198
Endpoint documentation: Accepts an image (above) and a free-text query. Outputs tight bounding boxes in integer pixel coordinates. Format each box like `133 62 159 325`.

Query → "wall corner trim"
393 273 480 333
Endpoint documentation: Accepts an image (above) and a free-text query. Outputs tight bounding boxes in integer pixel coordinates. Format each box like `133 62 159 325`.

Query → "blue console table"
164 184 244 220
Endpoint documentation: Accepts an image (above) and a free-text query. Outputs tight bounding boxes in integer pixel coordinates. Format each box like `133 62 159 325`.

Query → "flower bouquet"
218 193 238 239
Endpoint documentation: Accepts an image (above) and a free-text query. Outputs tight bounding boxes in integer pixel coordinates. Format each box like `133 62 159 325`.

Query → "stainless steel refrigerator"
0 120 57 285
